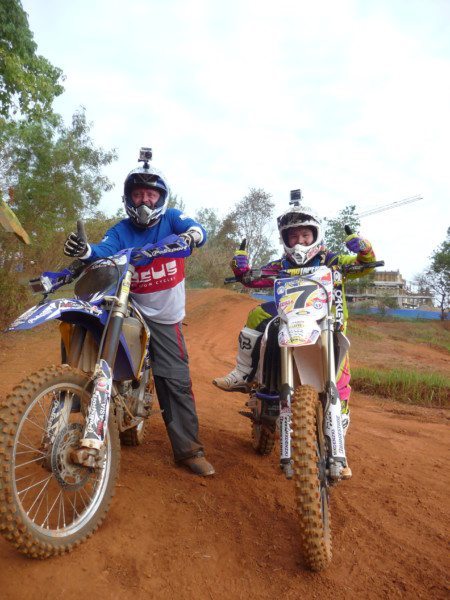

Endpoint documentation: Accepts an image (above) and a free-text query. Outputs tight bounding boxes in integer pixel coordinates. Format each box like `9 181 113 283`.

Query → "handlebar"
224 261 385 284
129 235 191 266
29 234 192 295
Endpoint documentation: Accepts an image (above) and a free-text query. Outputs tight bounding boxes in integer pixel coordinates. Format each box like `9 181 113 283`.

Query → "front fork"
323 317 347 479
279 346 294 479
71 266 134 467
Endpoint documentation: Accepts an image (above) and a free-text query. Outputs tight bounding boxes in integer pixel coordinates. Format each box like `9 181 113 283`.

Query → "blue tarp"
251 293 446 320
350 306 446 320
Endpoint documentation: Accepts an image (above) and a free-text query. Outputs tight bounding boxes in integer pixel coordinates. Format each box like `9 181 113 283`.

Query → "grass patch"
350 315 450 353
352 367 450 408
398 322 450 353
347 321 383 341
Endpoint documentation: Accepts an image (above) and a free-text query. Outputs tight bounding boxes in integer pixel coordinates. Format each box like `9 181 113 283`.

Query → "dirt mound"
0 288 449 599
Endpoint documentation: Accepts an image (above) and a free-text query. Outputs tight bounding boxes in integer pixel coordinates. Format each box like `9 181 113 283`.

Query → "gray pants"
146 318 204 462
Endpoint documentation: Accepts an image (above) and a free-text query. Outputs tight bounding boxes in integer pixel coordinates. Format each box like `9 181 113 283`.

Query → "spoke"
24 475 52 518
20 474 37 504
42 489 62 529
15 455 47 469
25 411 45 428
35 394 49 421
61 491 67 528
18 473 52 497
16 432 45 454
65 491 81 523
23 416 47 434
57 493 63 529
29 485 46 523
16 446 47 457
15 472 38 483
88 470 101 488
78 485 90 509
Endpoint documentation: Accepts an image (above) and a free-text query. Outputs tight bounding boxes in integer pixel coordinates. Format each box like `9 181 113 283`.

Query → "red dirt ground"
0 288 449 599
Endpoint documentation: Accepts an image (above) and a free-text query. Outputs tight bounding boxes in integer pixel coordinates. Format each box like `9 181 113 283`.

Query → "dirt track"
0 288 449 599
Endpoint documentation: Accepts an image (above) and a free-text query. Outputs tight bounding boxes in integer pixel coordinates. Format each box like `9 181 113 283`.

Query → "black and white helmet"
123 165 169 228
277 206 324 266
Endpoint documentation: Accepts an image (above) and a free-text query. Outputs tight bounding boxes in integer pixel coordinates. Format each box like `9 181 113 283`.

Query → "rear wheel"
119 371 154 447
251 398 276 455
0 365 120 558
291 384 332 571
119 420 146 446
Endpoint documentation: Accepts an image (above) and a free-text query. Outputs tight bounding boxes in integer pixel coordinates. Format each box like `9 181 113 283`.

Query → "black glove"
64 232 90 258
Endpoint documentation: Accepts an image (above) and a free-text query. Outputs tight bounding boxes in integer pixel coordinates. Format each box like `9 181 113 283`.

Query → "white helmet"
277 206 324 266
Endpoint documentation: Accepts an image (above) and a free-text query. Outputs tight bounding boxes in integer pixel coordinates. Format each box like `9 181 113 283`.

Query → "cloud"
22 0 450 281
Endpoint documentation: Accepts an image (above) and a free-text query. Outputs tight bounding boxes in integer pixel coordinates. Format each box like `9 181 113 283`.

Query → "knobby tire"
291 384 332 571
0 365 120 558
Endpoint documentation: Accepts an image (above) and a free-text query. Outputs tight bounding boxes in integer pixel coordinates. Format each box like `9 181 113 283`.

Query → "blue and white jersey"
88 209 206 324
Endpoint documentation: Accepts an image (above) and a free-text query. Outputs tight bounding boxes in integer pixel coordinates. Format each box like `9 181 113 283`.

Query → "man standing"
64 149 214 476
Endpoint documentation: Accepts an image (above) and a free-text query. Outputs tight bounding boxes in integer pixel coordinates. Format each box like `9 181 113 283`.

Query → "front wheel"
0 365 120 558
291 385 332 571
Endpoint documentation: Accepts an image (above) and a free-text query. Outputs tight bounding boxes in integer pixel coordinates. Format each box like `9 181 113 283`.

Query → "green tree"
196 207 221 240
416 228 450 320
345 270 375 296
0 0 64 118
377 293 398 316
1 109 116 270
226 187 275 265
184 207 234 288
323 205 360 254
167 192 185 212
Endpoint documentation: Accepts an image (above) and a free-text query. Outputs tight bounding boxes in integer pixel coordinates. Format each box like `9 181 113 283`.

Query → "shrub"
0 268 33 329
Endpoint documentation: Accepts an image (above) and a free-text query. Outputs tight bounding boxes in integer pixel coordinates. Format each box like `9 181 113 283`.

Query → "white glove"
179 229 202 250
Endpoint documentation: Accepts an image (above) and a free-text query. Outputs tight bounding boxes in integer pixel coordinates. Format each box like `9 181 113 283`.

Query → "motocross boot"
212 327 262 392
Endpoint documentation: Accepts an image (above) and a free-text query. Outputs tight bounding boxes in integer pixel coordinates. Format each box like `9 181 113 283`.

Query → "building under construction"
347 269 434 309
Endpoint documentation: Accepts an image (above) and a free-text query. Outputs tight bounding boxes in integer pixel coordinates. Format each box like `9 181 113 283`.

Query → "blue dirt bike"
0 225 190 558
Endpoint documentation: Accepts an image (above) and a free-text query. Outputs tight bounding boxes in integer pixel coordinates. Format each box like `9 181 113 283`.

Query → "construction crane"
357 195 423 218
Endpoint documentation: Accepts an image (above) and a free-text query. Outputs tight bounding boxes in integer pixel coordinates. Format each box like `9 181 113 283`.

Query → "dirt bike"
0 223 190 558
226 249 384 571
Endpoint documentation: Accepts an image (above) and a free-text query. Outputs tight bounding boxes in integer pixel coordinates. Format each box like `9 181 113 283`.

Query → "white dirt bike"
227 256 383 571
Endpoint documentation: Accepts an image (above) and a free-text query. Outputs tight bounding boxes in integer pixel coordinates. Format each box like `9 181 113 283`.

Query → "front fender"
6 298 104 331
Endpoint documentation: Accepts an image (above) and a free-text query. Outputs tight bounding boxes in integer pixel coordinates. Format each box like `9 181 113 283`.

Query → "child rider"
212 205 376 479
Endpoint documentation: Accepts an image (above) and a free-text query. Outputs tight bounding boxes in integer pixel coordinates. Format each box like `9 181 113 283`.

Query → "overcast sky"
21 0 450 281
